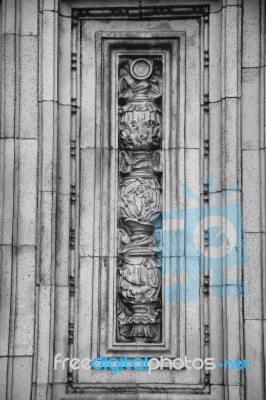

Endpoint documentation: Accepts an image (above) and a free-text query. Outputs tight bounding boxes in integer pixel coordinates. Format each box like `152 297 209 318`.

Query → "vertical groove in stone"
202 11 211 387
68 15 77 377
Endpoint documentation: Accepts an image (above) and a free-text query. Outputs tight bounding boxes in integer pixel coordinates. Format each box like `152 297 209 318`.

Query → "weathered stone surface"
245 320 265 400
20 36 38 138
209 11 222 103
244 233 263 319
39 191 53 285
209 102 222 192
35 285 51 385
18 139 38 246
57 104 71 195
12 356 33 400
55 194 69 286
14 246 36 356
42 0 57 11
40 101 55 191
21 0 38 36
58 14 71 104
243 0 261 68
226 293 241 385
0 245 12 356
0 357 8 396
2 0 16 34
41 11 57 101
223 6 240 98
242 68 260 149
0 139 14 244
2 34 16 137
242 150 261 232
222 98 239 189
0 1 265 399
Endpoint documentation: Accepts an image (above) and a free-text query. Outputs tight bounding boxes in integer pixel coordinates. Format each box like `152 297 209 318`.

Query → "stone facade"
0 0 266 399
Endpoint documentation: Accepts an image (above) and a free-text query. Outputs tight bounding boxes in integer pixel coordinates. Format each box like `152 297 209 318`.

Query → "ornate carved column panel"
117 56 163 342
51 2 238 399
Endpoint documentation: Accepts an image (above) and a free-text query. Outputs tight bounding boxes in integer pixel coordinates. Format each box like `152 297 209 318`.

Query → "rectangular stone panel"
69 14 206 392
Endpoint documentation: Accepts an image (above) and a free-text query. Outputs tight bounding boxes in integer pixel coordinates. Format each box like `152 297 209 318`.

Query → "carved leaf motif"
120 178 161 223
119 151 132 173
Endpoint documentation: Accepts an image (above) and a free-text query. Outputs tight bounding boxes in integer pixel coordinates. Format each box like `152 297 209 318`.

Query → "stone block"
0 245 12 355
79 148 96 257
55 194 69 286
224 0 241 5
228 386 241 400
42 11 57 101
39 191 53 285
101 149 118 257
242 150 261 232
20 36 38 138
223 98 239 189
224 6 240 98
261 154 266 233
243 0 261 68
185 148 200 209
244 320 265 400
185 257 201 359
77 257 94 360
209 102 222 192
2 34 15 138
57 105 71 195
209 290 224 384
0 357 7 398
263 234 266 320
209 1 223 13
1 139 14 244
35 285 51 385
226 293 241 385
244 233 262 319
42 0 56 11
3 0 16 34
14 246 36 355
18 139 38 245
53 286 69 383
21 0 38 36
41 101 55 191
264 321 266 385
12 356 33 400
33 384 49 400
80 24 96 150
58 0 71 16
209 11 222 103
185 25 200 149
242 68 260 149
58 15 71 104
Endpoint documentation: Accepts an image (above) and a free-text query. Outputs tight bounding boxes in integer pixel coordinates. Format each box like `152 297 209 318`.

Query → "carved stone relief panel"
117 56 163 343
55 6 215 397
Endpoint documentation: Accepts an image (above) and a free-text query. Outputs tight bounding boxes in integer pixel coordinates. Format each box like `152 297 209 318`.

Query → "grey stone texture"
0 0 265 399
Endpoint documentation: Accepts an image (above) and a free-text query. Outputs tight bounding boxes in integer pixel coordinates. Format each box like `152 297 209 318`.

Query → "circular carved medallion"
130 58 153 80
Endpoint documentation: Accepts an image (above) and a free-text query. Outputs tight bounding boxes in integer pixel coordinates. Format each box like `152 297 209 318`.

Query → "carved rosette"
117 57 162 342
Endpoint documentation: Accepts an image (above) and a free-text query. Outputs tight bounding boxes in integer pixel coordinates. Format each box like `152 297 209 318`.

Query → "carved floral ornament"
117 56 163 343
